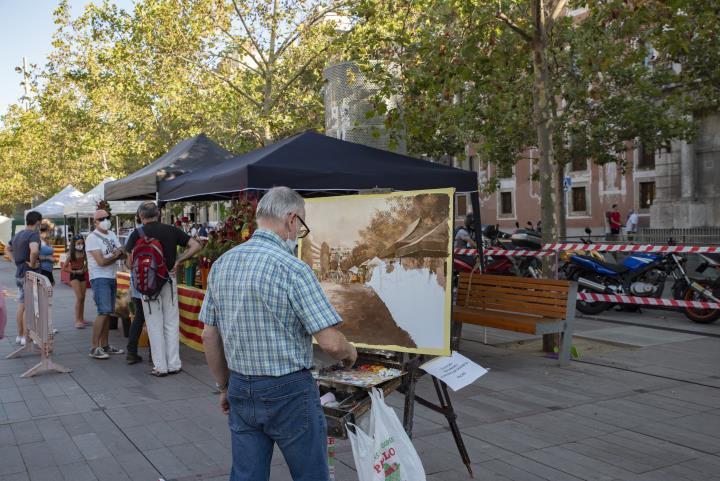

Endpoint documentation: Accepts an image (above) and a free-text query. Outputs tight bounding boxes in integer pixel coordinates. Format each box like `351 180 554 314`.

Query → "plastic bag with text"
348 389 426 481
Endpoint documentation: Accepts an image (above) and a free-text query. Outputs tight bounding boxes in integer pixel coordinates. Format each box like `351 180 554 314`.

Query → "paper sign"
420 351 488 391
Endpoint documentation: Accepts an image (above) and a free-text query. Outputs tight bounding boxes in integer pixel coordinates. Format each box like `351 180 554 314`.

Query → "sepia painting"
300 188 454 355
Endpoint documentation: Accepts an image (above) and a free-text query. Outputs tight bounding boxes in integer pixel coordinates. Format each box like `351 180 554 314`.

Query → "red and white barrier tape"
454 244 720 257
576 292 720 309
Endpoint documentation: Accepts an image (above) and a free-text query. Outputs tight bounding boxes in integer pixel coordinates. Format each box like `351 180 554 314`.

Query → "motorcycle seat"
575 255 630 274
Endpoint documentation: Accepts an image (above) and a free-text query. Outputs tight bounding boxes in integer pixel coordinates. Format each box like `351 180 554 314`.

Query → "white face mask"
98 219 112 231
75 244 84 251
285 238 298 254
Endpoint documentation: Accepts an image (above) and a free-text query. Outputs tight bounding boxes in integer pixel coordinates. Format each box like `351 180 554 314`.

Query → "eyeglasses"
294 214 310 239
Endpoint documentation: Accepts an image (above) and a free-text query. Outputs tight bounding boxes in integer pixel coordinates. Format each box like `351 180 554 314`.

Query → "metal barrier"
5 272 72 377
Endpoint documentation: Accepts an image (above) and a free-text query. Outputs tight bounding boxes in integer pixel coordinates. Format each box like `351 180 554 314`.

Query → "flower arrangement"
200 194 258 267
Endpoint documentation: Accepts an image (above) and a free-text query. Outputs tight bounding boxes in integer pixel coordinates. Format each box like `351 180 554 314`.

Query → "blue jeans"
228 369 329 481
91 277 117 315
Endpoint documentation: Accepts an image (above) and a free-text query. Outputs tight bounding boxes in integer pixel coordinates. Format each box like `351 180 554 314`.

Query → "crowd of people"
8 203 202 375
8 188 356 480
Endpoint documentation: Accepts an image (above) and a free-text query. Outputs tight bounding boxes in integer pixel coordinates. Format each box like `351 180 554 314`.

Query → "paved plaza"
1 260 719 481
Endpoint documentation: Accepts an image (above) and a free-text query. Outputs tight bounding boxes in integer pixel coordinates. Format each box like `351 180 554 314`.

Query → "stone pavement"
1 259 719 481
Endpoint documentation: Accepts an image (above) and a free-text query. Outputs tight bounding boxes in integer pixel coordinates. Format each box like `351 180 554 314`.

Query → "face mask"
99 219 111 230
75 244 84 251
285 238 298 254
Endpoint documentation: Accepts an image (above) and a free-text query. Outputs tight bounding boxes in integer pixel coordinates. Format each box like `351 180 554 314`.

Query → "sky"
0 0 135 117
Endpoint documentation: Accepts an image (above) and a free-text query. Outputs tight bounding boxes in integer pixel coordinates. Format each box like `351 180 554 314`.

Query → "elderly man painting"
200 186 357 481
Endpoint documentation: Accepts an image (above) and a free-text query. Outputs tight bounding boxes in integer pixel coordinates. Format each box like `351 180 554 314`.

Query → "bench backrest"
456 272 572 320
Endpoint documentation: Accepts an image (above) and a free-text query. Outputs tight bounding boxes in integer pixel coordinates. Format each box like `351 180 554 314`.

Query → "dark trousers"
127 297 145 355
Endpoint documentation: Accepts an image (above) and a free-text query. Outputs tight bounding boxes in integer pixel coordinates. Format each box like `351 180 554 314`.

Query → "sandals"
148 369 168 377
74 322 85 329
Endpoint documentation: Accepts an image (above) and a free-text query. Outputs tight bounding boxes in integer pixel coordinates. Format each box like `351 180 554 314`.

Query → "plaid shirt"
199 229 341 376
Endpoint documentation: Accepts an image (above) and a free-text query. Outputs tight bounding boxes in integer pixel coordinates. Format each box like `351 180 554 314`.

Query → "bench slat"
458 273 570 291
458 299 567 318
457 283 569 301
457 288 569 308
454 307 561 334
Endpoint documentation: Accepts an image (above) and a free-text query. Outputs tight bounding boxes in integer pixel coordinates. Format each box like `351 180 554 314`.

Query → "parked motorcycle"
679 253 720 324
558 228 605 280
568 250 689 315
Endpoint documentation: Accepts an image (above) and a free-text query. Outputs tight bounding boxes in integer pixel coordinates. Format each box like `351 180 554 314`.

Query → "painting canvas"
300 188 454 355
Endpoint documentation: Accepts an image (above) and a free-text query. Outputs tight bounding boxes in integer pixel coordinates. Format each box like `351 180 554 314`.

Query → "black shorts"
70 273 86 283
41 270 55 285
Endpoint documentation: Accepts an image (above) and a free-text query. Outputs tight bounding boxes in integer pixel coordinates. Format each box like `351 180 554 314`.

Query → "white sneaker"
15 336 22 345
89 347 109 359
20 337 26 346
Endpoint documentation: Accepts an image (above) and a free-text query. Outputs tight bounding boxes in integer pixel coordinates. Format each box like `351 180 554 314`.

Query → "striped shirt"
199 229 341 376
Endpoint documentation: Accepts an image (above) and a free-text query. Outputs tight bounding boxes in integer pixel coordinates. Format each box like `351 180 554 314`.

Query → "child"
63 234 89 329
38 224 56 286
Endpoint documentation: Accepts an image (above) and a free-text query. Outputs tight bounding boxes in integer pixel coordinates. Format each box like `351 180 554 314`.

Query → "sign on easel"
5 272 71 377
421 351 488 391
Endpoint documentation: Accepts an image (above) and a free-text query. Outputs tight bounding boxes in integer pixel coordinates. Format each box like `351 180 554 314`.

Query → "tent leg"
470 191 484 270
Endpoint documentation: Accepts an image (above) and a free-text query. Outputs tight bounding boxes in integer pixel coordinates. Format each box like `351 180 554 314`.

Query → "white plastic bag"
348 389 426 481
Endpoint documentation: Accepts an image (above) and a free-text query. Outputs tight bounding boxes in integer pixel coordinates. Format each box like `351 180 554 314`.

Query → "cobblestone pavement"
1 260 719 481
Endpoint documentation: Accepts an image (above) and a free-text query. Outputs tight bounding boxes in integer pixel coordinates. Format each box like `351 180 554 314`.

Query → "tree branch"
171 51 262 108
274 1 350 59
496 12 533 43
270 45 331 109
213 21 267 74
231 0 268 66
546 0 569 32
212 51 263 77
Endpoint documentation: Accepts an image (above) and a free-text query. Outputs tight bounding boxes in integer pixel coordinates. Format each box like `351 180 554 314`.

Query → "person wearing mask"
7 210 42 346
86 209 125 359
200 186 357 481
38 224 56 286
124 202 202 376
63 234 89 329
198 223 208 238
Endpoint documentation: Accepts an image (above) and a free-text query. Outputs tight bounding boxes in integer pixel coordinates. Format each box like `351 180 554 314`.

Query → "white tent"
0 215 12 244
63 178 143 216
26 185 84 219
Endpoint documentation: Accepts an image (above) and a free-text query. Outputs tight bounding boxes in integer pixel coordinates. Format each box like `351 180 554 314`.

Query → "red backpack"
131 226 169 300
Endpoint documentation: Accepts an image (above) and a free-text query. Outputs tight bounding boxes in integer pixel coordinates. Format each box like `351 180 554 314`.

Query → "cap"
94 209 110 220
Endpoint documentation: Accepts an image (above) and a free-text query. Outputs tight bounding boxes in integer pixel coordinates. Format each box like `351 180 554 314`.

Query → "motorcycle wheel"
572 272 610 315
683 282 720 324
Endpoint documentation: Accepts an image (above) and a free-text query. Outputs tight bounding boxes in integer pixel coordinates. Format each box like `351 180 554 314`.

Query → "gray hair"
256 187 305 221
138 201 160 220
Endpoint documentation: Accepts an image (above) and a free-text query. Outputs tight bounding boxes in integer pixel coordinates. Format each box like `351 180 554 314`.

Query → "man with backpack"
124 201 202 376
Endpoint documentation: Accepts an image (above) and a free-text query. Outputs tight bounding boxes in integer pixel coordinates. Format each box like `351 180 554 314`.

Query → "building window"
571 186 587 213
571 156 587 172
500 192 513 216
498 164 513 179
638 144 655 169
639 181 655 209
456 195 468 218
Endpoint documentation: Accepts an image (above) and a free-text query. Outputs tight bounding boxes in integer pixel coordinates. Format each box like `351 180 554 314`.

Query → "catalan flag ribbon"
178 284 206 352
116 272 206 352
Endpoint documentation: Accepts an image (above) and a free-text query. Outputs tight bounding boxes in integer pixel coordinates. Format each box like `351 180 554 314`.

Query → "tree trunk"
530 0 559 246
260 0 280 146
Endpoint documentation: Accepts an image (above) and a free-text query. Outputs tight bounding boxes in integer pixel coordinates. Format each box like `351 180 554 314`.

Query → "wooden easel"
398 353 474 478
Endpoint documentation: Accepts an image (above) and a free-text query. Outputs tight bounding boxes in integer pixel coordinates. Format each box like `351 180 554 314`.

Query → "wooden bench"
453 273 577 365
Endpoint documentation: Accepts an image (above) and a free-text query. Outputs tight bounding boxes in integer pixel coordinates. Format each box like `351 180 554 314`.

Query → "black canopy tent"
155 131 484 265
105 133 235 201
157 131 477 201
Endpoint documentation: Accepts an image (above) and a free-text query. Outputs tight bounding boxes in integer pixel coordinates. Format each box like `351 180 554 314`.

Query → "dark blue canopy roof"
158 131 477 201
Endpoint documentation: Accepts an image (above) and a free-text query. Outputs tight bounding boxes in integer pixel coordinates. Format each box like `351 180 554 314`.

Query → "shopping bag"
349 389 426 481
0 290 6 339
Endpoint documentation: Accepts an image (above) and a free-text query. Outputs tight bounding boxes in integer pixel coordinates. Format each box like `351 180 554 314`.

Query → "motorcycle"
558 228 606 280
678 253 720 324
568 250 694 316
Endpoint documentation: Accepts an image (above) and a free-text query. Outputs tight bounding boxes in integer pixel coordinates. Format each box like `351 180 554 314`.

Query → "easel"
397 353 474 478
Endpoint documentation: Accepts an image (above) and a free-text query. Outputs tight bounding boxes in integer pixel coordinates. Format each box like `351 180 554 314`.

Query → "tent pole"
470 191 484 271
